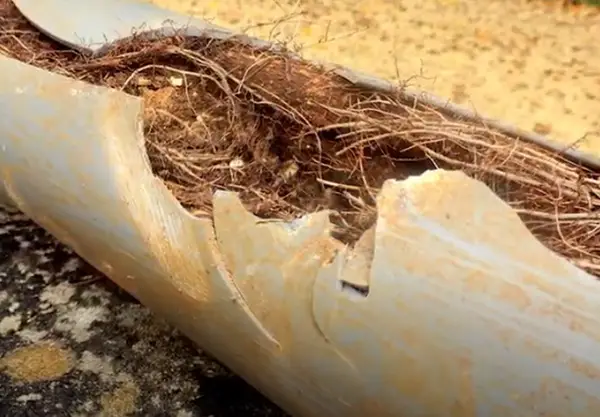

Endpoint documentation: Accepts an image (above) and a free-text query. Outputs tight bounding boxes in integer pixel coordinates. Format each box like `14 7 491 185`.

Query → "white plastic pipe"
1 1 600 415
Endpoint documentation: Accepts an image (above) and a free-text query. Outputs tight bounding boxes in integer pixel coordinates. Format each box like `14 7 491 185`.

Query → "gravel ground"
0 211 286 417
151 0 600 155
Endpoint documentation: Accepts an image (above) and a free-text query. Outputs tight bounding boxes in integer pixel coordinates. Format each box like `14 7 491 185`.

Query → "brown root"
2 0 600 275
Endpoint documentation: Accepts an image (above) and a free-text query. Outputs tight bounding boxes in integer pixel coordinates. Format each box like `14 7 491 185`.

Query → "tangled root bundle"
2 0 600 276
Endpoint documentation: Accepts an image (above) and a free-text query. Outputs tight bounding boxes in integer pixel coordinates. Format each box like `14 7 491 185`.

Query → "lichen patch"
54 306 107 343
98 380 140 417
39 281 76 306
0 313 21 336
1 341 75 382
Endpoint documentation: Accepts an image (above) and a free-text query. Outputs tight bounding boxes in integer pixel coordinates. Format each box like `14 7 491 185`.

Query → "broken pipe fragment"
1 0 600 415
0 58 599 414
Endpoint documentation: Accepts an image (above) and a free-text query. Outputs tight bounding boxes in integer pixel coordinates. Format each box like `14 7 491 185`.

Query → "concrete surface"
0 210 286 417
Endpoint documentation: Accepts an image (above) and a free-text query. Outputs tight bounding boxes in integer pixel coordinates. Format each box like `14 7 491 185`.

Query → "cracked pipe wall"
1 1 600 414
1 56 600 416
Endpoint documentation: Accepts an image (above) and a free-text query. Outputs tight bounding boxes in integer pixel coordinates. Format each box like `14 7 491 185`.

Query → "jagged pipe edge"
7 0 596 297
2 44 600 417
5 1 600 416
12 0 600 171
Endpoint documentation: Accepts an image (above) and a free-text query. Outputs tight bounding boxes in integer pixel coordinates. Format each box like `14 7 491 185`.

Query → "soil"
151 0 600 154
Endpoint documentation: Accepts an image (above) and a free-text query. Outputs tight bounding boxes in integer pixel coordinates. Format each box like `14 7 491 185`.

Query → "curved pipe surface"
1 1 600 416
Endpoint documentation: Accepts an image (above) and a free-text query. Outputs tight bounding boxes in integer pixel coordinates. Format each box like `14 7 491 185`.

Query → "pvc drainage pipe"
1 1 600 416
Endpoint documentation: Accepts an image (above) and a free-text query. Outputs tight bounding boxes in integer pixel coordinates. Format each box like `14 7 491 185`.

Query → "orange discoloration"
497 326 515 345
497 281 532 310
464 270 490 294
521 336 561 364
568 357 600 381
453 355 477 416
514 377 600 415
520 271 588 308
389 352 476 417
103 91 215 305
521 335 600 383
357 398 389 416
383 321 476 417
534 302 600 346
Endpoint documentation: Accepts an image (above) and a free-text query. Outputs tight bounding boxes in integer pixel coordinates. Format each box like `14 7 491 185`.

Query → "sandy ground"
149 0 600 155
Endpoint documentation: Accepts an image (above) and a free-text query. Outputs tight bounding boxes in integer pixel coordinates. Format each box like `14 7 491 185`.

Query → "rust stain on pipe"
3 1 600 413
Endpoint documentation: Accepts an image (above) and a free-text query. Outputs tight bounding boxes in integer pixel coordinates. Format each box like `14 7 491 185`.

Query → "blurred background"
150 0 600 153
